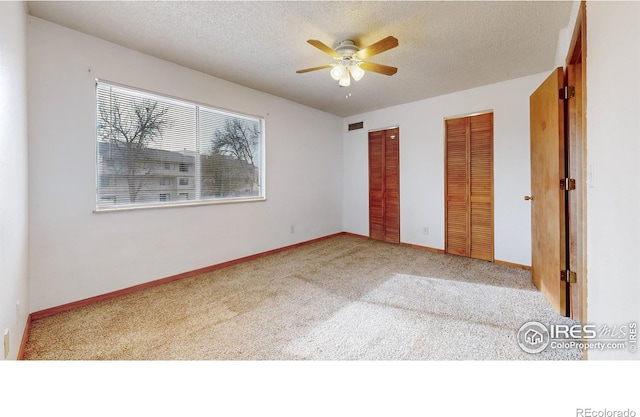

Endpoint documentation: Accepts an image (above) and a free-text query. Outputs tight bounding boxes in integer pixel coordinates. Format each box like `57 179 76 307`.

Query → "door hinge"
560 85 576 100
560 178 576 191
561 270 577 283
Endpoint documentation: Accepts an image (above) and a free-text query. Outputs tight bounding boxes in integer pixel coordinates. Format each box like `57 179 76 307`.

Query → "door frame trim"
368 125 399 132
565 1 587 325
443 109 494 121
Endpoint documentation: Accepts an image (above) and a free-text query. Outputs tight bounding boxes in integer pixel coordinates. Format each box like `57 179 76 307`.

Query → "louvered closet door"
369 128 400 244
383 129 400 243
445 113 494 261
469 113 494 261
369 130 385 241
445 118 469 256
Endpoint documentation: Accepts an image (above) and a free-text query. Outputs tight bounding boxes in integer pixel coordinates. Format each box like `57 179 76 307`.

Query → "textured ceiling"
27 1 574 117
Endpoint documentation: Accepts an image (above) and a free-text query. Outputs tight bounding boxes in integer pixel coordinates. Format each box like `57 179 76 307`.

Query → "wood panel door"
369 128 400 244
445 113 494 261
529 67 566 315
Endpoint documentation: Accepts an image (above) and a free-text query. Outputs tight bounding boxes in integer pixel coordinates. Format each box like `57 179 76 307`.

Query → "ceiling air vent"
348 121 364 131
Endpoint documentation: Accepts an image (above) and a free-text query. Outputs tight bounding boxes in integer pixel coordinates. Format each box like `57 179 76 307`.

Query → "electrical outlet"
3 329 9 359
423 227 429 236
290 225 295 234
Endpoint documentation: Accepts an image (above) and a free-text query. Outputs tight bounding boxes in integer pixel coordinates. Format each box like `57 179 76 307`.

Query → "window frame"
94 80 266 213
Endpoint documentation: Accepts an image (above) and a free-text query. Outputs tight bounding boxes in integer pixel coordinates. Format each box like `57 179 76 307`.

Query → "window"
100 196 117 205
100 177 114 187
95 81 265 211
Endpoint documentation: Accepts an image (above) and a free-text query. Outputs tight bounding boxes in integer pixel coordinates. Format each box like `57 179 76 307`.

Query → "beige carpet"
23 235 581 360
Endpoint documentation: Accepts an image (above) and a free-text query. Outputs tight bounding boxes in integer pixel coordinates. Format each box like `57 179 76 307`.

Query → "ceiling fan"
296 36 398 87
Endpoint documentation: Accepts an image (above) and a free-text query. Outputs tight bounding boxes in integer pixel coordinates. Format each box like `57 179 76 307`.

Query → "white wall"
28 17 343 312
0 2 30 360
554 1 583 68
343 73 547 266
585 1 640 360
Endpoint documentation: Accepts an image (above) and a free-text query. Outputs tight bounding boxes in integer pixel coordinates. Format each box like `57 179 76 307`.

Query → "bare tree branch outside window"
98 97 170 203
202 118 260 198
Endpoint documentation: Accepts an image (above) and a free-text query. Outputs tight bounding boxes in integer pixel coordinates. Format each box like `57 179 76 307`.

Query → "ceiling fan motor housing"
335 40 359 57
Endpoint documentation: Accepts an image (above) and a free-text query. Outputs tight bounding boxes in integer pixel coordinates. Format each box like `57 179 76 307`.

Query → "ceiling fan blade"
359 61 398 76
307 40 341 59
296 65 333 74
356 36 398 60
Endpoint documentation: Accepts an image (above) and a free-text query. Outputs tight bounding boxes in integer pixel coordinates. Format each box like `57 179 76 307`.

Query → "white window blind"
95 81 264 211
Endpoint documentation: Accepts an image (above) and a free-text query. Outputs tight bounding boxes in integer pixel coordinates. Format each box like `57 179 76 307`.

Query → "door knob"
524 195 534 201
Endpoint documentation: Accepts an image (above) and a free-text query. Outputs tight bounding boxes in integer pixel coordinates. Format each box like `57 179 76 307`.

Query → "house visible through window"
95 81 265 210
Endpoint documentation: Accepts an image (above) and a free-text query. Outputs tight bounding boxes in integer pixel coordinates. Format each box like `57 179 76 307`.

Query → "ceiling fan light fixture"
338 71 351 87
297 36 398 87
330 64 346 81
349 64 365 82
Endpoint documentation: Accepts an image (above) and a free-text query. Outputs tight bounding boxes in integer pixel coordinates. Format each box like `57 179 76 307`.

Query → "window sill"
93 196 266 213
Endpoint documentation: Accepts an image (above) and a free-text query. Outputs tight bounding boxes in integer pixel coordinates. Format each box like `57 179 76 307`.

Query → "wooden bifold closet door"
369 127 400 244
445 112 494 261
